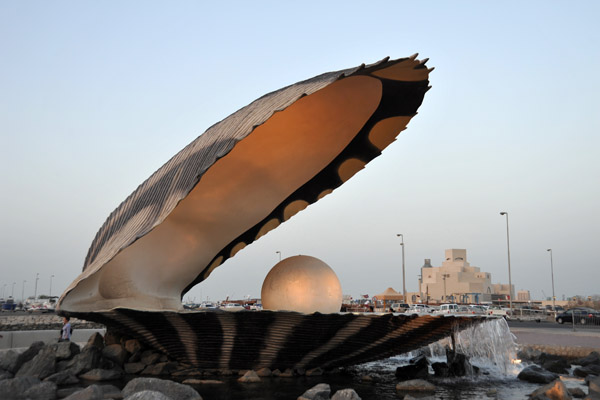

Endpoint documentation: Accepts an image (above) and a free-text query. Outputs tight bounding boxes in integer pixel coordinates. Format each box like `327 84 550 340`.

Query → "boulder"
59 347 102 376
16 347 56 380
517 347 543 362
22 381 57 400
79 368 123 381
182 379 223 385
63 384 105 400
0 376 40 398
331 388 361 400
128 351 142 363
573 351 600 367
255 368 272 377
298 383 331 400
238 370 260 383
567 387 586 398
573 363 600 378
85 333 104 350
395 379 436 392
122 377 202 400
124 390 172 400
279 368 294 377
98 384 122 399
49 342 80 361
16 341 45 372
395 355 429 380
141 362 178 376
124 339 142 355
0 350 19 374
517 365 560 384
124 362 146 374
103 330 122 346
431 362 449 377
0 369 13 381
44 370 79 385
446 350 475 377
589 375 600 399
102 344 128 366
528 379 572 400
541 358 571 374
140 351 161 366
306 368 323 377
57 387 83 399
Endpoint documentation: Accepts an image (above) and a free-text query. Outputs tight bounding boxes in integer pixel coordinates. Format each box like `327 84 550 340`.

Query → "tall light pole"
275 251 281 262
499 212 513 314
442 273 450 301
22 280 26 302
12 282 16 297
49 275 55 297
34 273 39 299
547 249 556 312
396 234 406 302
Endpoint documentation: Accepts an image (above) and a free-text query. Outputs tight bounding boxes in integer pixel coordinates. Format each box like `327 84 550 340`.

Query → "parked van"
436 304 460 314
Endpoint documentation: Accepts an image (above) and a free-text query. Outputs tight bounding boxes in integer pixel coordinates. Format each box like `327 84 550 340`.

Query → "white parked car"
408 304 435 314
222 303 245 312
435 304 460 314
487 306 508 318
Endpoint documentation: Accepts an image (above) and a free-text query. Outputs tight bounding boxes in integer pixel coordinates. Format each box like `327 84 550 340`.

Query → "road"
508 319 600 331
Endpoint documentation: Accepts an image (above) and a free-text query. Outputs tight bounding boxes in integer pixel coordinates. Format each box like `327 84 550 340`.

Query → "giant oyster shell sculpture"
58 55 487 370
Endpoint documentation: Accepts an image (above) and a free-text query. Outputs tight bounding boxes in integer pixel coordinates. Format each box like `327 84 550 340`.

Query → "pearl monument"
261 255 342 314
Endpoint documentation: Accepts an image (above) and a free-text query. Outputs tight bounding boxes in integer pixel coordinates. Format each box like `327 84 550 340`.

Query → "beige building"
419 249 494 303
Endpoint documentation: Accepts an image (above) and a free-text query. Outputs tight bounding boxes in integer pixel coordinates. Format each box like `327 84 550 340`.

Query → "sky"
1 1 599 304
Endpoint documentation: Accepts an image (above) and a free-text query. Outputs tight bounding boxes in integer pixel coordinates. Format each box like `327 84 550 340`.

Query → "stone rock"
159 355 168 363
140 351 161 366
57 387 83 398
63 384 105 400
306 368 323 377
79 368 123 381
431 362 449 377
395 355 429 380
16 341 45 372
573 363 600 378
102 344 128 366
141 362 178 376
0 376 41 399
271 369 281 377
124 362 146 374
103 330 122 346
124 390 172 400
255 368 272 377
589 375 600 399
59 347 102 376
85 333 104 350
573 351 600 367
128 351 142 363
518 347 543 362
359 375 373 382
298 383 331 400
567 387 586 398
238 370 260 383
541 358 571 374
49 342 80 361
124 339 142 355
98 384 122 399
0 350 19 374
44 370 79 385
23 381 57 400
446 350 475 377
279 368 294 377
517 365 560 384
16 347 56 380
396 379 436 392
122 377 202 400
0 369 13 381
331 388 361 400
528 379 572 400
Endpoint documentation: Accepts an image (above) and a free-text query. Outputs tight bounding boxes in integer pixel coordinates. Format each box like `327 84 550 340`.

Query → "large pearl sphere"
261 255 342 314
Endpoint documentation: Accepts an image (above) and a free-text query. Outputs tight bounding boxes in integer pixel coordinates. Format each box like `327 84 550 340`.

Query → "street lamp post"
34 273 39 299
547 249 556 312
499 212 513 314
12 282 16 298
442 273 450 301
276 251 281 262
21 280 26 303
396 234 406 302
50 275 55 297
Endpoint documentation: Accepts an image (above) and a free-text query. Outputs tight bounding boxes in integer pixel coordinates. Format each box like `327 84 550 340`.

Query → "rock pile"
0 315 103 331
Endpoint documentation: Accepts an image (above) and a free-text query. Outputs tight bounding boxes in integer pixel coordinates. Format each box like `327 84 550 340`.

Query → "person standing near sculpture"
60 316 72 341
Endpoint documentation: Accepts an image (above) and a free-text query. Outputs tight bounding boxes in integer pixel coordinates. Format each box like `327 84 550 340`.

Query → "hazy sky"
1 2 598 304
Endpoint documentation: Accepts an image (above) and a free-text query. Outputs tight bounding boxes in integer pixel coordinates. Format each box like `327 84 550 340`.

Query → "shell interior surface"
58 55 432 313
